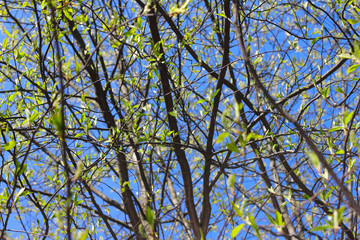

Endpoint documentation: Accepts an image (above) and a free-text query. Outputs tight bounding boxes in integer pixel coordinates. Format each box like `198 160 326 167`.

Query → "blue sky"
1 0 360 239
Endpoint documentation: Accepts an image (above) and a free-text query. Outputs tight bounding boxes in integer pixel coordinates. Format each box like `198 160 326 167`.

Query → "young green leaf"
306 150 321 172
334 85 345 94
216 132 230 143
146 206 155 230
347 64 359 74
231 202 243 218
311 225 332 232
248 215 262 240
226 142 240 153
275 211 285 227
231 224 245 238
4 141 16 151
344 111 354 126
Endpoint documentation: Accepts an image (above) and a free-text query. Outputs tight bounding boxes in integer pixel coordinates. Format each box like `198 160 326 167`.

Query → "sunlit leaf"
4 141 16 151
216 132 230 143
231 224 245 238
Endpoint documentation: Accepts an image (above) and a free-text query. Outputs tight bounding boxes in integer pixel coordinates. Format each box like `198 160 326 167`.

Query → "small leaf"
216 132 230 143
2 38 8 49
337 206 345 222
4 141 16 150
348 159 356 172
321 86 330 98
321 168 329 180
329 126 342 132
146 206 155 230
78 229 89 240
347 64 359 74
212 89 220 99
267 187 275 194
74 133 85 137
349 130 357 148
12 187 26 208
354 41 360 58
265 213 276 225
227 174 235 188
240 199 247 216
344 111 354 126
311 37 319 45
196 99 206 105
248 215 262 240
348 19 360 24
335 149 345 154
275 211 285 226
111 41 121 48
231 202 243 218
325 188 334 200
230 224 245 238
227 174 235 195
338 53 354 59
226 142 240 153
3 29 12 38
280 201 289 208
253 56 262 65
17 163 27 175
137 137 148 143
52 111 63 132
73 161 84 182
284 188 292 201
63 8 73 21
311 225 331 232
80 112 85 123
306 150 321 172
334 85 345 94
246 132 263 142
216 13 227 18
169 111 178 118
